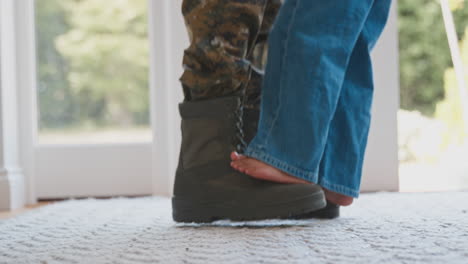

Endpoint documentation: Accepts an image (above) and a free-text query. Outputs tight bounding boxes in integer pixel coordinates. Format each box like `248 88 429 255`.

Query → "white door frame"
148 0 186 196
361 1 400 193
14 0 155 202
0 0 26 210
14 0 38 205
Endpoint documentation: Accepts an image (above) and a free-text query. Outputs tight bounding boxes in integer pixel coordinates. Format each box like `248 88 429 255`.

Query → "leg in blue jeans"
318 0 393 198
239 0 392 198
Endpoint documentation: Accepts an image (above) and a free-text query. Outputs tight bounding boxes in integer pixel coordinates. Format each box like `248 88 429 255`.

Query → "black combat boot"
243 104 340 220
293 202 340 219
172 96 326 223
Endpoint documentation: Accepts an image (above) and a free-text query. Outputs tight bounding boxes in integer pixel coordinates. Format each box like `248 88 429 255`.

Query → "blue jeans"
245 0 392 198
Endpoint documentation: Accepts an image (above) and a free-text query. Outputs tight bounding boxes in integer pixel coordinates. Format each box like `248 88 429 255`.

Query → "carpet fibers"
1 192 467 264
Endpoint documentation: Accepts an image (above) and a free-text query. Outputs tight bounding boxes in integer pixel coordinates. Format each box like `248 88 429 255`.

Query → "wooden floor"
0 202 52 220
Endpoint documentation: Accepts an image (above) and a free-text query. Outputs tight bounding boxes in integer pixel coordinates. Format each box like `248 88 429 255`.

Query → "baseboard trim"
0 168 25 211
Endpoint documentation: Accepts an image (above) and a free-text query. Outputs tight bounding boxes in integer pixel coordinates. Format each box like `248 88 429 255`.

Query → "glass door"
33 0 153 198
398 0 468 192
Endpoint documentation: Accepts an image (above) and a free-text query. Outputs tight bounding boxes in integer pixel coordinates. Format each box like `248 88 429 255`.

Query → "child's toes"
230 152 240 161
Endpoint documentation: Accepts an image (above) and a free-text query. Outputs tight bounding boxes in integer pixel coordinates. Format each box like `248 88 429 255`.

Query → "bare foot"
322 189 354 206
230 152 354 206
230 152 308 184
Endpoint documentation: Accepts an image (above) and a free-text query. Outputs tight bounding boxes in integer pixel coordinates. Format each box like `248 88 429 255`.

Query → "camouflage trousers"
180 0 283 109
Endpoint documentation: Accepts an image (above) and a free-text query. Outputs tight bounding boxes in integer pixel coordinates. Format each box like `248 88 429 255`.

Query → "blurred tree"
56 0 149 127
398 0 468 116
36 0 149 130
36 0 76 129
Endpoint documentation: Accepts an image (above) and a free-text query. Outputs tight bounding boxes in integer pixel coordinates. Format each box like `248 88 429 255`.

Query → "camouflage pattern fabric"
180 0 282 109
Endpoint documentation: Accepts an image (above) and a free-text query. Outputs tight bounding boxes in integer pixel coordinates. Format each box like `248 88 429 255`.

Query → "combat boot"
172 96 326 223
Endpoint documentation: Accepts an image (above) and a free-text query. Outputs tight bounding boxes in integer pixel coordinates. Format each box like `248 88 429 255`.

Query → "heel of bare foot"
323 189 353 206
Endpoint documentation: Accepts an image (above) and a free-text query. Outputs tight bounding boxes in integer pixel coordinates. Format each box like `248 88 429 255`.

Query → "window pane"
398 0 468 192
35 0 151 144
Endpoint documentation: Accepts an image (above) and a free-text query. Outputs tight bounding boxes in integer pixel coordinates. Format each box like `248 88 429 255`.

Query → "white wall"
150 0 185 196
361 1 400 193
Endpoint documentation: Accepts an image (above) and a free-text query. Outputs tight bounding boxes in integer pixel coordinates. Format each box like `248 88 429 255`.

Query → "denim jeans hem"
318 178 360 198
245 145 360 198
245 146 319 184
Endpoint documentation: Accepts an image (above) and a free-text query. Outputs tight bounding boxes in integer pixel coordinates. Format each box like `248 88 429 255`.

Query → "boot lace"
234 100 248 154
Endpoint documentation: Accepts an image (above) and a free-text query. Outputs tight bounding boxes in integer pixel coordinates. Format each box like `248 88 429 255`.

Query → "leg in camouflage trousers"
172 0 328 223
180 0 282 110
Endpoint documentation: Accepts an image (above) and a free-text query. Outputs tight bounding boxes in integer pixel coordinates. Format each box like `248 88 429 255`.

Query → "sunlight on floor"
398 110 468 193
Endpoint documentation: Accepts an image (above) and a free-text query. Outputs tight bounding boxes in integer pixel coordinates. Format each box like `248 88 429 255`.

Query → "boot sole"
172 190 326 223
292 202 340 219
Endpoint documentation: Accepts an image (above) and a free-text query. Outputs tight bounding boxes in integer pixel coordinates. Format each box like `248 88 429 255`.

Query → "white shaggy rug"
1 192 468 264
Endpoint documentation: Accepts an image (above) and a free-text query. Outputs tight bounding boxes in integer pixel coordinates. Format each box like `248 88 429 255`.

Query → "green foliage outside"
36 0 74 129
36 0 149 131
398 0 468 157
398 0 468 116
36 0 468 133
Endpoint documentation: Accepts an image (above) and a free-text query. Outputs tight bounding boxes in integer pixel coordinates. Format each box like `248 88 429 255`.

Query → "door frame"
13 0 159 202
148 0 186 196
360 1 400 193
9 0 37 205
0 0 27 210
